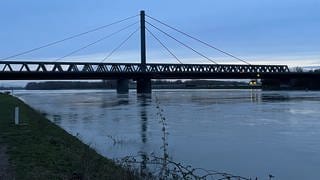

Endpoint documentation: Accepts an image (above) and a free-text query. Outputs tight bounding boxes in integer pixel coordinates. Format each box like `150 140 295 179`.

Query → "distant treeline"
25 80 251 90
264 67 320 90
262 78 320 90
0 87 24 90
25 81 116 90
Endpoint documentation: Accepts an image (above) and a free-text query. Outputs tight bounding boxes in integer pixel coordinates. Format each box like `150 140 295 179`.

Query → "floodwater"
14 89 320 179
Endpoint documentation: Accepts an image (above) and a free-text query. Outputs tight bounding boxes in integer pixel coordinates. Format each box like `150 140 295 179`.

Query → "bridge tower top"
140 10 146 72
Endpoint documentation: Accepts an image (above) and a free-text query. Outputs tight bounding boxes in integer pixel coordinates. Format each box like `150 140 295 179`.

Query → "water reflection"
261 93 290 102
136 94 170 177
137 95 152 175
138 95 151 144
250 89 260 103
117 94 130 105
67 113 78 123
100 94 130 108
52 114 62 123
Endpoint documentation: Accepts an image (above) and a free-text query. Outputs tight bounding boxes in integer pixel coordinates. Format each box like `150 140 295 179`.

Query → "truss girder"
0 61 290 74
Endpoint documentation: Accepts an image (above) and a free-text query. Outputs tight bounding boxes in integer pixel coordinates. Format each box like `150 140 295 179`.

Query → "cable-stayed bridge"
1 11 319 93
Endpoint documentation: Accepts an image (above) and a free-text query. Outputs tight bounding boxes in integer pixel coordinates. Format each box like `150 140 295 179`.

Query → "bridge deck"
0 61 289 73
0 61 318 80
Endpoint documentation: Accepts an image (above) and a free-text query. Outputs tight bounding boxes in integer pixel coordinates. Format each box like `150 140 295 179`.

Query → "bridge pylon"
137 10 151 94
117 79 129 94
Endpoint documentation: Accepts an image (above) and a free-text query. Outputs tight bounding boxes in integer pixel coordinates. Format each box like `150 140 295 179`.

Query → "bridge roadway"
0 61 306 79
1 61 320 92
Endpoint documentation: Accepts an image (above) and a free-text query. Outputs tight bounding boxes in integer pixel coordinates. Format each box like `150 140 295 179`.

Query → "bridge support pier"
116 79 129 94
137 78 151 94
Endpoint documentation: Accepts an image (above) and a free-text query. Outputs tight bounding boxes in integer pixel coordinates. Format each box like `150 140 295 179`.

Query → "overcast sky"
0 0 320 86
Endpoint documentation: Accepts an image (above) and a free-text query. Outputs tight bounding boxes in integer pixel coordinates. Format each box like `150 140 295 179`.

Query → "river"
14 89 320 179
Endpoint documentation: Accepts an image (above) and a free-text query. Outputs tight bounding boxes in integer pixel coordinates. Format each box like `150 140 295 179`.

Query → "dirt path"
0 145 14 179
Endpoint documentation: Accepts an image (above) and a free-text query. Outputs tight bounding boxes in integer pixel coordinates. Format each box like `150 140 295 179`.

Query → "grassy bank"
0 93 135 179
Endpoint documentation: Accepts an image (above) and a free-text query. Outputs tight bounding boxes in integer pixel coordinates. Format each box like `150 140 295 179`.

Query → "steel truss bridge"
1 61 319 80
0 61 293 79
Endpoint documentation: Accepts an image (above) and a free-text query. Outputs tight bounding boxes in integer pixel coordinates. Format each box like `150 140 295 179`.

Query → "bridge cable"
101 28 139 63
0 14 138 61
54 21 139 62
146 27 183 64
146 21 217 64
146 15 250 65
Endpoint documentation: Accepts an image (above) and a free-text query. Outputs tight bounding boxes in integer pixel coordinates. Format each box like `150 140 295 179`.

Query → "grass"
0 93 136 180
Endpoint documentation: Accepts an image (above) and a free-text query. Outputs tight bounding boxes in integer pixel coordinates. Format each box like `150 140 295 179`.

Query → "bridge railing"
0 61 290 74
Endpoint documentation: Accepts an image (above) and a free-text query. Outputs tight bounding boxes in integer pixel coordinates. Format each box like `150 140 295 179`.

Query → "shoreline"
0 93 136 179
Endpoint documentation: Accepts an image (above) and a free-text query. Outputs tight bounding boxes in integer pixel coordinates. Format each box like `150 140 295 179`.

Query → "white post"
14 106 19 125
